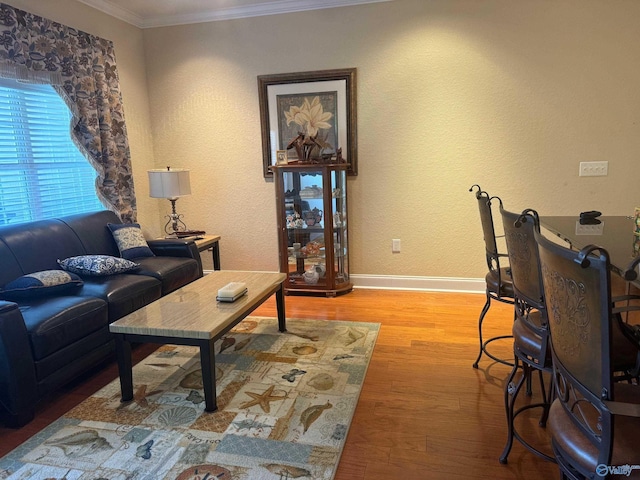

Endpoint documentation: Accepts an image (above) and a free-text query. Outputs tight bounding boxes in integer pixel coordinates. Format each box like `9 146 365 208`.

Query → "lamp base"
164 198 188 235
164 215 188 235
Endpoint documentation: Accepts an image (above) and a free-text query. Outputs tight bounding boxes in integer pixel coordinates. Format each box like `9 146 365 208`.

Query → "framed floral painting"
258 68 357 177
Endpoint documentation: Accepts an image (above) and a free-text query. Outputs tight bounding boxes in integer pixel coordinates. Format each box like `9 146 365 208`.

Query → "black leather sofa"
0 210 202 427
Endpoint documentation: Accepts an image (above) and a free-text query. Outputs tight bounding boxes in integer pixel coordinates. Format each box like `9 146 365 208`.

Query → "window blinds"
0 78 103 225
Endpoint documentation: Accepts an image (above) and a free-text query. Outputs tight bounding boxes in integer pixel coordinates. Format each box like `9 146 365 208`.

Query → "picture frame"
276 150 288 165
258 68 357 178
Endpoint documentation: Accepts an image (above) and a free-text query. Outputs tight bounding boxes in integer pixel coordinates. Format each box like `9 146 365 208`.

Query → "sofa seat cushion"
79 274 162 321
35 327 114 385
134 256 200 295
19 296 108 361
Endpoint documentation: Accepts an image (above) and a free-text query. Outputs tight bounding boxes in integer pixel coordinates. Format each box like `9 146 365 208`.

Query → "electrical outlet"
392 239 401 253
579 161 608 177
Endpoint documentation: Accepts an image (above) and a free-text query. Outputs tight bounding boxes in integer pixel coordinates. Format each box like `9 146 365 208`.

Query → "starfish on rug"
239 385 287 413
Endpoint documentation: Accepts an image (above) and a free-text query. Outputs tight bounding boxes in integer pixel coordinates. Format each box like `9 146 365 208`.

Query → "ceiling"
75 0 392 28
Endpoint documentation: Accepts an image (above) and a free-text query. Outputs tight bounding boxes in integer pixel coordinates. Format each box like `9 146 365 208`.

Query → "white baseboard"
350 274 486 293
203 271 486 294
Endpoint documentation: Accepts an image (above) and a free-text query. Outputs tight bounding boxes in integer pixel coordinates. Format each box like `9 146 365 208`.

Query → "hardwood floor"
0 289 559 479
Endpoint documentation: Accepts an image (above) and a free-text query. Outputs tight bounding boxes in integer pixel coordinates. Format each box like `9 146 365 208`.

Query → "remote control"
217 282 247 298
216 288 248 302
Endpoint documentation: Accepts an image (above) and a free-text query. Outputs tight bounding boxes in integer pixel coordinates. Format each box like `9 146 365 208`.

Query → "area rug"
0 317 379 480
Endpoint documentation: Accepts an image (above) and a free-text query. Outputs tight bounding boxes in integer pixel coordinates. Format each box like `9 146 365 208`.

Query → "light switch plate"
579 161 608 176
575 221 604 235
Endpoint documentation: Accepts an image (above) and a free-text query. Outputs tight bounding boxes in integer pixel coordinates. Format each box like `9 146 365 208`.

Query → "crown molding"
76 0 393 29
75 0 144 27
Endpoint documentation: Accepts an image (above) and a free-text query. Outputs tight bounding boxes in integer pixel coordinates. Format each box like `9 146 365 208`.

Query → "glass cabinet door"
273 163 352 296
331 167 349 286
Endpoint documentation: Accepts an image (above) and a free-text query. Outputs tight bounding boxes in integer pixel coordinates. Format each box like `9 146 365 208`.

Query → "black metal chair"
498 206 555 464
536 232 640 479
469 185 514 368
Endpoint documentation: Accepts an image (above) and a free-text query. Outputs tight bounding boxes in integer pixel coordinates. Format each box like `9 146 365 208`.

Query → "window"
0 78 103 225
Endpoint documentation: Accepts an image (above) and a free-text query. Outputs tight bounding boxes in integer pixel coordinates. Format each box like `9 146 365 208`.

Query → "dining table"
540 215 640 283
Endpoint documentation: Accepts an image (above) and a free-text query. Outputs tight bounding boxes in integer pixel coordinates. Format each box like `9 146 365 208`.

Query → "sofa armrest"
147 239 203 277
0 301 38 426
148 238 199 259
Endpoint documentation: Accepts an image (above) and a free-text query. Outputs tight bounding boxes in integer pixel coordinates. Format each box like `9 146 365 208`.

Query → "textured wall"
142 0 640 277
10 0 640 280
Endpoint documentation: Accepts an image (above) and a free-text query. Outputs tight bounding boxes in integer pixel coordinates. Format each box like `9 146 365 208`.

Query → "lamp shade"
148 168 191 199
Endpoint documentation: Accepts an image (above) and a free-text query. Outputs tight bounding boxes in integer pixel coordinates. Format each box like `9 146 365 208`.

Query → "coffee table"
109 270 287 412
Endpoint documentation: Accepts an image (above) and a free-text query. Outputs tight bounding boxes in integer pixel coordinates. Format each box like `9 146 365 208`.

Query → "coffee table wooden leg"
200 340 217 412
276 283 286 332
114 335 133 402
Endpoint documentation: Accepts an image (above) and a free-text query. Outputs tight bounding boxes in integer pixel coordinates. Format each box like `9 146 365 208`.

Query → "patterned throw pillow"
58 255 140 276
0 270 83 301
107 223 155 260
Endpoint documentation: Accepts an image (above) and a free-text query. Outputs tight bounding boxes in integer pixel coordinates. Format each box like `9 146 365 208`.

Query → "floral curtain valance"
0 3 136 222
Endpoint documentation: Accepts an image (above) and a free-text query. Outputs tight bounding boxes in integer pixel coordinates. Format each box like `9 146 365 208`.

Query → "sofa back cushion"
0 239 27 288
0 219 87 287
59 210 122 257
0 211 124 288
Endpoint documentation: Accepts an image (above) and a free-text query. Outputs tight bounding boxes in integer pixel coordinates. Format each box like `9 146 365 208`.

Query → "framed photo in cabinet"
276 150 288 165
258 68 357 178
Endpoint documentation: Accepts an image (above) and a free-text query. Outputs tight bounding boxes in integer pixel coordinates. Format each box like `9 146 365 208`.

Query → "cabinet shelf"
286 225 324 231
287 224 346 231
289 253 324 260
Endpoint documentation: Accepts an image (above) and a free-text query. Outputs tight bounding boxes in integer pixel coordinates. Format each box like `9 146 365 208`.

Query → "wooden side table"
194 234 221 270
156 234 221 270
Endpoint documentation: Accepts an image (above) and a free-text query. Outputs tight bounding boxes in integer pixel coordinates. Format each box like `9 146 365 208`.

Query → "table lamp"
148 166 191 235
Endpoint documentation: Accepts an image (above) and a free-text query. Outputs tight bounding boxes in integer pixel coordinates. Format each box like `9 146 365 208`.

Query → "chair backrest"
469 185 504 273
501 206 544 310
535 230 615 463
536 233 612 396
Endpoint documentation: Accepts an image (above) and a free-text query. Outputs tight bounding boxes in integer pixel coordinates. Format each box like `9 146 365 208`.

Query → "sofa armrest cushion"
107 223 155 260
147 239 202 277
147 238 199 259
0 270 83 301
58 255 140 276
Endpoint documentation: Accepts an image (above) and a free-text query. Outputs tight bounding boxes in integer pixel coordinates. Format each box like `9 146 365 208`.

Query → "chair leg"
473 292 492 368
537 369 554 428
500 361 557 465
500 356 524 464
526 365 533 396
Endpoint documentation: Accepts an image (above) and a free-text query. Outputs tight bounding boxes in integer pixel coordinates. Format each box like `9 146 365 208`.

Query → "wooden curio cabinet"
271 163 352 296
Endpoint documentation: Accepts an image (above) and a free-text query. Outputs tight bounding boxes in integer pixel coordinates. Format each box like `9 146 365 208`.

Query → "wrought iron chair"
536 233 640 479
469 185 514 368
498 206 555 464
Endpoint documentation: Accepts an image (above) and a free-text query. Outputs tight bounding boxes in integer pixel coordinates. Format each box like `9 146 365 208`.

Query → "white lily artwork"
284 96 333 137
280 94 337 161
